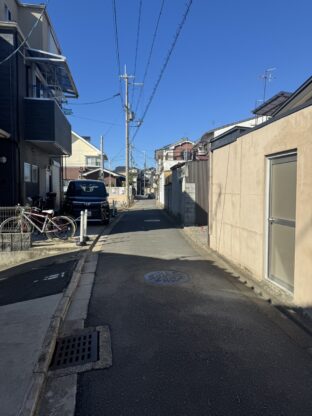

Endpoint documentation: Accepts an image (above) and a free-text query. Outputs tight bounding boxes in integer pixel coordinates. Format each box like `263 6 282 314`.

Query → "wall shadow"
76 249 312 416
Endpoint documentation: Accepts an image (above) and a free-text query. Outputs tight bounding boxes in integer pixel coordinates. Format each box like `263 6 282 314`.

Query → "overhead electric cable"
134 0 165 114
112 0 124 109
69 114 121 126
131 0 193 144
69 93 120 106
131 0 143 105
0 0 50 66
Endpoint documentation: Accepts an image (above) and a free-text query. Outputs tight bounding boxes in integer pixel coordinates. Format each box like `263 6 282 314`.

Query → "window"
67 181 107 197
182 150 192 161
85 156 101 167
4 4 12 21
24 163 31 182
24 163 39 183
32 165 38 183
36 77 44 98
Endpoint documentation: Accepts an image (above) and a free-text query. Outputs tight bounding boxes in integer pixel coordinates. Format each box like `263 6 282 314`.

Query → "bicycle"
0 206 77 240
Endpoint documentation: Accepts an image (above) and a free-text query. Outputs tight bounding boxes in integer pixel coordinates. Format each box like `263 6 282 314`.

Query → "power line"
0 0 50 66
131 0 193 144
131 0 143 105
69 114 122 126
69 93 120 106
134 0 165 115
112 0 124 109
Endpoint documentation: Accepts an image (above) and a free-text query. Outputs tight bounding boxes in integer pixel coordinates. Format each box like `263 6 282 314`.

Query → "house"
0 0 78 209
209 75 312 307
163 119 267 226
63 131 107 184
155 138 194 205
193 115 268 161
81 168 125 188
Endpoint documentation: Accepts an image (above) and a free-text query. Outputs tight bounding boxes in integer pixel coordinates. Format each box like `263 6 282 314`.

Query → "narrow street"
75 200 312 416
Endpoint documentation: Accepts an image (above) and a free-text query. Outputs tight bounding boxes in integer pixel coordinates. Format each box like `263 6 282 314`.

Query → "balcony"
24 98 72 155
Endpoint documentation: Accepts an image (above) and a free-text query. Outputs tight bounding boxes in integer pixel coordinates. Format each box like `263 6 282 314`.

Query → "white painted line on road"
33 272 66 283
0 277 8 282
144 219 160 222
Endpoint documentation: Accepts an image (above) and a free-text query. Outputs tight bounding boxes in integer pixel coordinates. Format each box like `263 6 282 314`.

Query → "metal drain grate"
50 330 99 370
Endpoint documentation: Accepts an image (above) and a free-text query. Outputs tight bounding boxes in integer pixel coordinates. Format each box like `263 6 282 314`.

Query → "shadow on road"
75 247 312 416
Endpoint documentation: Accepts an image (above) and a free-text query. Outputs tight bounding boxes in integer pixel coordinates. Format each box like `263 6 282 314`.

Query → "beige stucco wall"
66 134 100 167
209 105 312 306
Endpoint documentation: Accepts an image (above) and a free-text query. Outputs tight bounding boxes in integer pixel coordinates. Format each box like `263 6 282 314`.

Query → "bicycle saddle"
42 209 54 215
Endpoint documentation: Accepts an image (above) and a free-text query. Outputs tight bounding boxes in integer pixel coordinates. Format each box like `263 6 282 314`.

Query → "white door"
268 154 297 292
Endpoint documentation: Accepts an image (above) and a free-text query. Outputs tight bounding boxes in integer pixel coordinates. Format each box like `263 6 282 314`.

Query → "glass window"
86 156 101 167
24 163 31 182
4 4 12 21
271 157 297 221
32 165 38 183
67 181 107 197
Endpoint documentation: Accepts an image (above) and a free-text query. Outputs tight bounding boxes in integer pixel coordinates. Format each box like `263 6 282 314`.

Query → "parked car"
63 180 110 224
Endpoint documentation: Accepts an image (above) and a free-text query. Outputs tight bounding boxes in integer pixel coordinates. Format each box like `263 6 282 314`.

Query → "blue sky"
28 0 312 168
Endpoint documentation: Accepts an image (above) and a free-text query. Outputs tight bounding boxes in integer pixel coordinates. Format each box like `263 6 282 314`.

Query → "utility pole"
100 135 104 181
108 159 112 190
143 150 146 196
120 66 134 207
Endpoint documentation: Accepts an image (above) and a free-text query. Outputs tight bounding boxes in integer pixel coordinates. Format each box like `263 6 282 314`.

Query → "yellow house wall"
66 134 100 167
209 105 312 306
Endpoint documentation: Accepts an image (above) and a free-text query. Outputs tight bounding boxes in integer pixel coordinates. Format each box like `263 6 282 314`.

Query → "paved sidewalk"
0 224 106 416
0 294 62 416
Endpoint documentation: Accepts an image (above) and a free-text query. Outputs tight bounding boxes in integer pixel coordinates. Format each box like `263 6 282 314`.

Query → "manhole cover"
144 270 190 285
50 330 99 370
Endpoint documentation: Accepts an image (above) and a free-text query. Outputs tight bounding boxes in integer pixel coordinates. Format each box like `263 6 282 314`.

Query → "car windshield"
68 182 107 197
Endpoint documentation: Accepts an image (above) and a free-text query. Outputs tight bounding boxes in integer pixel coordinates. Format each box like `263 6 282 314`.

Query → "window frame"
31 165 39 183
4 4 12 21
24 163 31 183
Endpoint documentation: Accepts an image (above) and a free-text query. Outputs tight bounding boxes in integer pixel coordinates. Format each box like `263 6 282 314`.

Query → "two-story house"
63 132 106 183
0 0 78 209
155 138 194 205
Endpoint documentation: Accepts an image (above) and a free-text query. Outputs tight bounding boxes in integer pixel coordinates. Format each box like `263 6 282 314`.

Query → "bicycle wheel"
0 216 32 233
45 216 76 240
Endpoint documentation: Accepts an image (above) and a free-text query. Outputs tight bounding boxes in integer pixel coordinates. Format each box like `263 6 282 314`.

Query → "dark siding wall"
0 30 16 135
24 99 72 155
186 160 209 225
0 29 20 204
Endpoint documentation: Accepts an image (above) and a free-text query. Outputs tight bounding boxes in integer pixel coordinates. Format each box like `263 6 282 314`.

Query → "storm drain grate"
50 330 99 370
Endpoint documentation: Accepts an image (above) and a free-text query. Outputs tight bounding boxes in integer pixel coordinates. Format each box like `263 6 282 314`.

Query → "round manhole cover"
144 270 190 285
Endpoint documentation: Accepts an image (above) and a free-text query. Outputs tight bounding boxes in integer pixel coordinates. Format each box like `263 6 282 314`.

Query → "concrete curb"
0 243 89 273
18 212 125 416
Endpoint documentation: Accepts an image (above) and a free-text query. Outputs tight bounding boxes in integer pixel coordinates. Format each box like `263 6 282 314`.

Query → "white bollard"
77 210 86 246
83 208 89 241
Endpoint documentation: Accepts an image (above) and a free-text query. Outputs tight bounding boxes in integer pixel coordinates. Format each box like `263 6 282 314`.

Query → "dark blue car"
63 180 110 224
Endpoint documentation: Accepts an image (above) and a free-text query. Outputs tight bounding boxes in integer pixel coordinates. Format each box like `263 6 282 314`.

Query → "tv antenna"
260 67 276 102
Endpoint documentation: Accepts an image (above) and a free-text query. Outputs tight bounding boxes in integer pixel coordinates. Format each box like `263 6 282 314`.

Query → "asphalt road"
0 253 79 306
75 200 312 416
